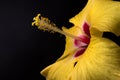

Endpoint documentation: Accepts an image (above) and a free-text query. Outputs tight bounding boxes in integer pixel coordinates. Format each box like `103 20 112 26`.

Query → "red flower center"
74 22 90 57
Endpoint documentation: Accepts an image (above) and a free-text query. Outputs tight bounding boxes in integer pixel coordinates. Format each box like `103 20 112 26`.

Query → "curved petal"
70 0 120 36
88 0 120 36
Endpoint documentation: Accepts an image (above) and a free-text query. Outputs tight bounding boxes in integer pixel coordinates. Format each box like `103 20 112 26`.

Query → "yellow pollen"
32 14 81 40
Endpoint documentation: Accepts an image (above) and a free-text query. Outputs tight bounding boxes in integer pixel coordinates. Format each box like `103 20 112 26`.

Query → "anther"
32 14 83 41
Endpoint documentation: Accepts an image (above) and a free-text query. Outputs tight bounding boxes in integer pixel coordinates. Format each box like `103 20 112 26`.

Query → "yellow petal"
88 0 120 36
70 0 120 36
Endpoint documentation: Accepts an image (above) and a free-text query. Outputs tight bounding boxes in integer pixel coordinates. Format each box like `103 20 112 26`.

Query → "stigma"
32 14 86 42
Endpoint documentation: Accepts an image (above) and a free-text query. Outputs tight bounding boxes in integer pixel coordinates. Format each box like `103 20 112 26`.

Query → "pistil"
32 14 89 43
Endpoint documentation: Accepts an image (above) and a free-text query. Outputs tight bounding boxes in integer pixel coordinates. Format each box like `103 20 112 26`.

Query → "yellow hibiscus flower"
32 0 120 80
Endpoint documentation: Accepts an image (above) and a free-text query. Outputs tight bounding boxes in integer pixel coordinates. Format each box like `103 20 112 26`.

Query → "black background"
1 0 119 80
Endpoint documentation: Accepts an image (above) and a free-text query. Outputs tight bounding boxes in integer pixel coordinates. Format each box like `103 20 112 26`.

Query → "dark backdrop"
2 0 117 80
